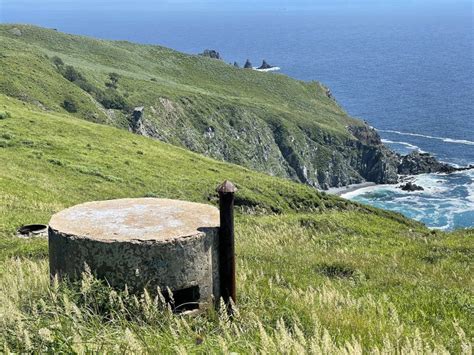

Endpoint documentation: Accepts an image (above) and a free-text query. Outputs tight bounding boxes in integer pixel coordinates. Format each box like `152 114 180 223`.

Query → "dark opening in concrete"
17 224 48 237
167 286 200 312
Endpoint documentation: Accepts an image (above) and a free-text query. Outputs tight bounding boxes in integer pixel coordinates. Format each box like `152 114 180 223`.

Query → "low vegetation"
0 95 472 352
56 63 130 111
0 111 11 119
61 98 77 113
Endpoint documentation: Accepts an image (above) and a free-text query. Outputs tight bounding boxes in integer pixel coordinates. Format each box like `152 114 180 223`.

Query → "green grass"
0 95 472 353
1 25 347 119
0 24 387 188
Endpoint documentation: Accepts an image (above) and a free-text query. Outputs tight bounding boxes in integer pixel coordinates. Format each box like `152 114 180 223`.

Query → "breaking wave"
342 170 474 230
378 129 474 146
381 139 425 152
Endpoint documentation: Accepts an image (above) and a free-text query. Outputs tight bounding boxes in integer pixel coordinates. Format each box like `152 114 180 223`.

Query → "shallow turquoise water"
343 170 474 230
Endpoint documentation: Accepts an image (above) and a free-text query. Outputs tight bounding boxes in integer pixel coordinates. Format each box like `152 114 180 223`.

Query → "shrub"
62 98 77 113
316 262 364 280
62 65 84 82
0 111 11 119
51 56 64 67
48 158 66 166
105 72 120 89
76 79 98 94
57 65 129 111
97 89 129 110
57 64 99 94
109 72 120 82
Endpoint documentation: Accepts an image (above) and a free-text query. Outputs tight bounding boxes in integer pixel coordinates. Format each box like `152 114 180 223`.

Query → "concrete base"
48 198 220 310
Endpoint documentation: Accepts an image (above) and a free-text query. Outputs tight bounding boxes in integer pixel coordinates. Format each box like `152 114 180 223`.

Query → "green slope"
0 24 399 189
0 94 400 258
0 95 472 352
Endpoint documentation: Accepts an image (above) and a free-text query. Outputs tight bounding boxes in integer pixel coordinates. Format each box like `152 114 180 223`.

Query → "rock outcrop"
199 49 221 60
348 124 399 184
398 151 455 175
130 106 145 133
345 125 472 186
244 59 253 69
9 27 22 36
349 125 383 146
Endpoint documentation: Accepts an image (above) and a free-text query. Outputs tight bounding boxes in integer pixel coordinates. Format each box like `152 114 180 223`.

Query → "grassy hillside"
0 24 399 189
0 95 472 353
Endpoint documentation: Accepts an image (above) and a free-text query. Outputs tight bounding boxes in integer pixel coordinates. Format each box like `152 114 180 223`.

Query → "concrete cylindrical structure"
48 198 220 310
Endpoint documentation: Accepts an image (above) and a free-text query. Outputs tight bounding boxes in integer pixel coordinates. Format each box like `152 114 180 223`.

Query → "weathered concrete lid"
49 198 219 242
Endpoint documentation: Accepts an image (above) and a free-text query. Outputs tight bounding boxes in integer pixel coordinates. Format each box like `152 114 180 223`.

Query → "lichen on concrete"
48 198 221 308
49 198 219 242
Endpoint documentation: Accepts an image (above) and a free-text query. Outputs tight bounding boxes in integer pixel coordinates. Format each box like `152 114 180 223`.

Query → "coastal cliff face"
0 25 446 189
127 102 400 189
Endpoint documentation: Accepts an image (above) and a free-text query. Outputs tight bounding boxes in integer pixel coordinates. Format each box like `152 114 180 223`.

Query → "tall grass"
1 214 472 353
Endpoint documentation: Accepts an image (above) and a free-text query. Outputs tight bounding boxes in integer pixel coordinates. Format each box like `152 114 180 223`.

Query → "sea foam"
379 129 474 146
253 67 281 72
381 139 426 153
342 170 474 230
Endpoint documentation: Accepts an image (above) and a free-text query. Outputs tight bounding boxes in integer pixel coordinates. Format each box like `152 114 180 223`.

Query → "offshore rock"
244 59 253 69
258 60 273 70
400 181 424 191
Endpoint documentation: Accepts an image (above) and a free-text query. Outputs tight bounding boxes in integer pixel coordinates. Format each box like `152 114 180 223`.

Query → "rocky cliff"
125 103 405 189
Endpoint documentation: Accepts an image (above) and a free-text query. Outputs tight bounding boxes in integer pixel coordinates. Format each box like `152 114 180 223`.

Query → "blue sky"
2 0 471 11
1 0 471 24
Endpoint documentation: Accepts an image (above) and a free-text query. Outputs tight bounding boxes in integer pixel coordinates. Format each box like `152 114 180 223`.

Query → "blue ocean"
2 1 473 229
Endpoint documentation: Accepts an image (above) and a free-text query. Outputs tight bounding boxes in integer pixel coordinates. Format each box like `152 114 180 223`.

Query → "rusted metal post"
217 180 237 312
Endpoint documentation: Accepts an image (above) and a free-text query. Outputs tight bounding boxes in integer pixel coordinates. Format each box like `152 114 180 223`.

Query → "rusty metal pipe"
217 180 237 313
